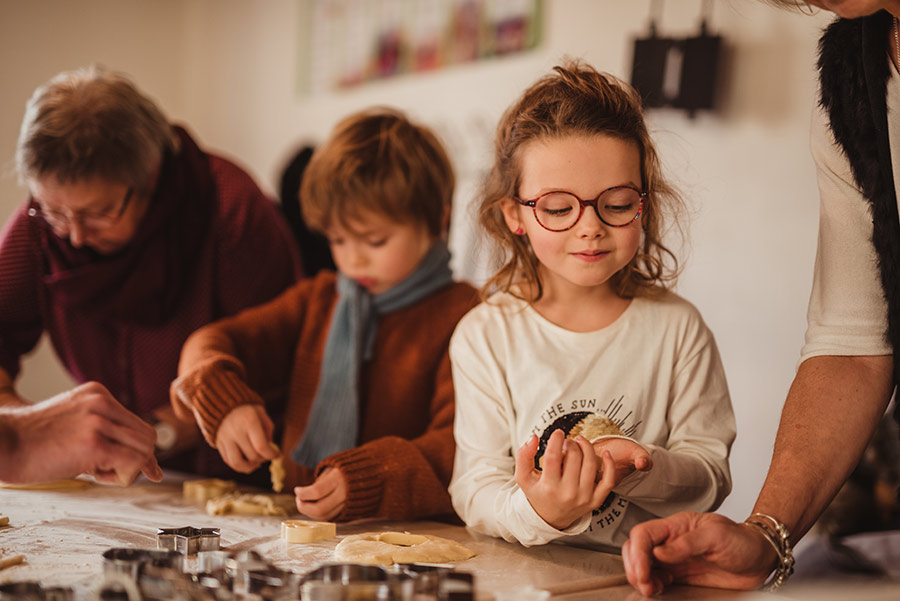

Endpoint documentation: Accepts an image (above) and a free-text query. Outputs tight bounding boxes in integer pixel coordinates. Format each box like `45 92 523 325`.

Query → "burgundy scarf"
34 127 215 325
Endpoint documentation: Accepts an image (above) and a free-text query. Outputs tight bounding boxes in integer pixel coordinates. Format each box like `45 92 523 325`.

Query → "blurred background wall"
0 0 834 521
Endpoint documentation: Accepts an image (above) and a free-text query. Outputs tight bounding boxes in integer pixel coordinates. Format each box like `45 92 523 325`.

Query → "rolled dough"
183 479 236 504
334 531 476 565
205 492 295 516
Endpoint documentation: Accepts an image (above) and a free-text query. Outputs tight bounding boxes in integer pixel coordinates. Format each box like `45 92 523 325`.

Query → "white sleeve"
614 317 735 516
448 314 590 547
800 103 891 362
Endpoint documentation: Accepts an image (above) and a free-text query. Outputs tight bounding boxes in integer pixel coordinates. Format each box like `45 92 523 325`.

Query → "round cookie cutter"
101 548 184 581
0 582 73 601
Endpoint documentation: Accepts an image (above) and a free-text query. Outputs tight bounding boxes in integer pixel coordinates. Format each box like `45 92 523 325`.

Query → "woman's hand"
294 467 347 521
0 382 163 485
214 404 278 473
515 429 616 530
622 511 777 596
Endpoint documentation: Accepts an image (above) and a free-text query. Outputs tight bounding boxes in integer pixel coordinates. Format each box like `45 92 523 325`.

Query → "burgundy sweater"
172 271 479 521
0 128 301 473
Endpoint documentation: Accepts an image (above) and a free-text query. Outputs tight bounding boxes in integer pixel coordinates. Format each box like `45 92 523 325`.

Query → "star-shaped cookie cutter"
156 526 221 555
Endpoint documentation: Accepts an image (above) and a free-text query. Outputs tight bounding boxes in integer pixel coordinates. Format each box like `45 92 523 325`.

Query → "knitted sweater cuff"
320 447 383 521
169 356 264 447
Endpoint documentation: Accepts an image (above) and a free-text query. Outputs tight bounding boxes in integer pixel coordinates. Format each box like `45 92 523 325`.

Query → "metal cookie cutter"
156 526 220 555
102 548 185 582
397 564 475 601
0 582 73 601
300 564 393 601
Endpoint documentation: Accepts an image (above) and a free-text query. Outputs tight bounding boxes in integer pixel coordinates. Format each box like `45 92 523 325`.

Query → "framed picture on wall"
299 0 542 94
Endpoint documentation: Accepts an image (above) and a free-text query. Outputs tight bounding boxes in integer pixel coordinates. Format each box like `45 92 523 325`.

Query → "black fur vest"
818 12 900 425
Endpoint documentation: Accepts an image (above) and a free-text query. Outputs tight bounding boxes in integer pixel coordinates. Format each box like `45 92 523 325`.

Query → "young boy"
170 108 478 522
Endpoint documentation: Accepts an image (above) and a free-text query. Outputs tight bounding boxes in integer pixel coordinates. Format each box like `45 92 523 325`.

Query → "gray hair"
16 65 178 195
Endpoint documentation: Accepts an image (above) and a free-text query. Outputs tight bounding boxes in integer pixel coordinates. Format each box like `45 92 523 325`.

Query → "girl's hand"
515 429 615 530
214 404 277 473
591 437 653 483
294 467 347 521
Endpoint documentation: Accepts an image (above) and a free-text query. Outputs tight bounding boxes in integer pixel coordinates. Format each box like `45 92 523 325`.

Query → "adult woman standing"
0 66 301 478
624 1 900 594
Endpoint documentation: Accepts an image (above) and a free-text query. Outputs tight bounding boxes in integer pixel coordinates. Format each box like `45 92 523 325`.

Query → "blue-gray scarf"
291 241 453 468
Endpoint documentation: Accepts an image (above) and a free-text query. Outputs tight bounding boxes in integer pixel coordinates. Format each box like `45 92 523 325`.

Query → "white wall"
0 0 834 521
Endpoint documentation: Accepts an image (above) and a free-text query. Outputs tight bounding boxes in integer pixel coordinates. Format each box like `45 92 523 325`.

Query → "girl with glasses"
448 60 736 552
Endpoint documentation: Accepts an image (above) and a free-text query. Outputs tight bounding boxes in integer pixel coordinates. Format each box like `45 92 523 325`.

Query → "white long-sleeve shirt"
448 290 735 551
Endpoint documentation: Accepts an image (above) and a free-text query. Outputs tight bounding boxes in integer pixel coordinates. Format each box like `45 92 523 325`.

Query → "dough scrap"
281 519 336 543
538 415 624 469
569 414 622 439
183 479 236 504
269 443 285 493
0 479 92 491
334 531 476 565
205 492 295 516
0 555 24 570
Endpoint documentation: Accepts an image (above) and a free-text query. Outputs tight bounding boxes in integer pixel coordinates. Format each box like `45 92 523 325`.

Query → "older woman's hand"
0 382 163 485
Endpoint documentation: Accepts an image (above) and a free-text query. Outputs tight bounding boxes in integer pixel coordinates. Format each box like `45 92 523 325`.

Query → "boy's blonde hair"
479 60 684 301
301 108 454 237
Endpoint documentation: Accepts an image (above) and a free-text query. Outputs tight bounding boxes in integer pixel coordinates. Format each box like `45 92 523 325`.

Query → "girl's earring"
515 227 524 235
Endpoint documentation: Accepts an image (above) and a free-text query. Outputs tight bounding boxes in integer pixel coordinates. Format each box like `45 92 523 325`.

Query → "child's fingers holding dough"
514 434 541 490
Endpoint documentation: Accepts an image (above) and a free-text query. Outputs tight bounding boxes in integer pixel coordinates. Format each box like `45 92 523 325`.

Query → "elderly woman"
0 66 301 479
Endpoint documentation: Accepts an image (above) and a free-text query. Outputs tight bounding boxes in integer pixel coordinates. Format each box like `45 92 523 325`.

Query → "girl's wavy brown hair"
479 59 685 301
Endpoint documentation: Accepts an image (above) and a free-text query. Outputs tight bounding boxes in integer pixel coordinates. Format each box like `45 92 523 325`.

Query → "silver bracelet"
744 512 795 591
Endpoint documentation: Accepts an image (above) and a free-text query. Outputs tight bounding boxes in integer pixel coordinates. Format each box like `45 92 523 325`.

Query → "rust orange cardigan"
171 271 478 521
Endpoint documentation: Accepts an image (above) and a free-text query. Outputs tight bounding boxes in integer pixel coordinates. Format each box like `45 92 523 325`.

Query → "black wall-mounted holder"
630 22 722 118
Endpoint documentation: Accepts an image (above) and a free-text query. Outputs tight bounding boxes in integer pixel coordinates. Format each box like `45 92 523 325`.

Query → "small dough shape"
281 519 336 543
570 414 623 439
183 479 236 504
269 443 285 493
205 492 295 516
538 415 625 469
0 555 24 570
0 478 92 491
334 531 476 565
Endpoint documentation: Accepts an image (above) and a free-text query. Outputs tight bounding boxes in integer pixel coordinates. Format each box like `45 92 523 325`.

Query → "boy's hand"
294 467 347 521
592 437 653 482
214 404 277 473
515 429 615 530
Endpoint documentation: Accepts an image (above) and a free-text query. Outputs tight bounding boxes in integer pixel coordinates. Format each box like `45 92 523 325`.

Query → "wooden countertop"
0 475 829 600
